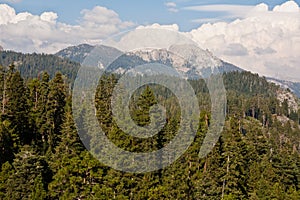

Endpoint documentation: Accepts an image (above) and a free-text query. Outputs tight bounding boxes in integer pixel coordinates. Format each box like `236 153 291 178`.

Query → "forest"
0 52 300 199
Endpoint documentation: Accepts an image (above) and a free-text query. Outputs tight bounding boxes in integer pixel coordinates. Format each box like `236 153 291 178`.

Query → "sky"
0 0 300 81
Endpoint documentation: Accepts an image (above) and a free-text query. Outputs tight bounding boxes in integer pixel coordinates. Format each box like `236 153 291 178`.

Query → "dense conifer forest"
0 52 300 199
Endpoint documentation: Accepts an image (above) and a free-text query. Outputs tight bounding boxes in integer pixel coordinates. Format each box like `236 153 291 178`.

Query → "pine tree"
49 102 102 199
4 66 31 146
197 137 225 199
0 119 14 165
0 65 6 114
51 100 84 170
133 85 157 127
5 145 49 200
243 117 269 163
31 175 47 200
221 117 248 199
36 72 51 153
44 72 66 153
0 162 14 199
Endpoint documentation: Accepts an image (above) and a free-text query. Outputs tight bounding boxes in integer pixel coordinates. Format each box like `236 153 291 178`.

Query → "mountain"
55 44 94 63
5 43 296 98
125 47 243 79
267 77 300 98
1 48 300 199
0 45 3 51
56 44 243 79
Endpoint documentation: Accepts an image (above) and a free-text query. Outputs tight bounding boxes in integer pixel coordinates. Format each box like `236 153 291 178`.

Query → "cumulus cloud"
273 0 300 12
104 23 186 51
184 4 256 20
137 23 179 31
81 6 122 25
223 43 248 56
1 1 300 82
0 4 17 25
165 2 179 13
254 47 276 55
186 0 300 82
0 4 134 53
40 12 58 23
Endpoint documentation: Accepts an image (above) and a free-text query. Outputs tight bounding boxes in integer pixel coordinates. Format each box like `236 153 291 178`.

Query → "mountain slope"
267 77 300 98
0 51 80 80
55 44 94 64
56 44 244 79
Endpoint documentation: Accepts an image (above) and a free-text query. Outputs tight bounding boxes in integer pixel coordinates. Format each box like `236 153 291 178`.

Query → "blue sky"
3 0 299 31
1 0 300 81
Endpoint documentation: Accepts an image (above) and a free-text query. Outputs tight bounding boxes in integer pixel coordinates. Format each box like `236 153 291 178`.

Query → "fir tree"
5 145 49 200
44 72 66 153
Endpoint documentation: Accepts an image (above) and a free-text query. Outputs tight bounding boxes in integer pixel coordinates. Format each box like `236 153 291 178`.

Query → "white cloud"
186 1 300 82
101 23 195 52
81 6 121 25
165 2 177 8
0 4 16 25
165 2 179 13
184 4 256 19
223 43 248 56
2 0 22 3
168 7 179 13
137 23 179 31
40 12 58 23
191 18 221 24
0 4 134 53
185 4 254 12
1 1 300 82
273 0 300 12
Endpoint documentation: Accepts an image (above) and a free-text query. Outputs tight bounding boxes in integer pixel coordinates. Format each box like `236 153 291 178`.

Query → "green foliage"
0 51 80 81
0 64 299 199
0 120 14 165
4 145 49 200
132 85 157 126
0 162 14 199
44 72 67 153
4 66 31 145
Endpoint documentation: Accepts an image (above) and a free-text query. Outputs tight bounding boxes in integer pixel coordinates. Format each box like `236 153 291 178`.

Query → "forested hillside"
0 62 300 199
0 51 80 81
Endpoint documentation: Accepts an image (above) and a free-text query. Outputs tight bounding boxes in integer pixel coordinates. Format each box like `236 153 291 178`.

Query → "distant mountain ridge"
1 44 299 98
55 44 300 97
267 77 300 98
56 44 244 79
55 44 94 63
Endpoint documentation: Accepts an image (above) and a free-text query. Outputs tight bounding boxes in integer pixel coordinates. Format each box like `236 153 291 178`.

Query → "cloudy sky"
1 0 300 81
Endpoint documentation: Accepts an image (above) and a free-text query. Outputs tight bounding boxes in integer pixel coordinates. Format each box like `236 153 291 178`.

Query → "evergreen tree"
221 117 248 199
44 72 66 153
0 120 13 165
49 102 103 199
132 85 157 126
0 162 14 199
31 174 47 200
4 66 31 145
5 145 49 200
36 72 51 153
